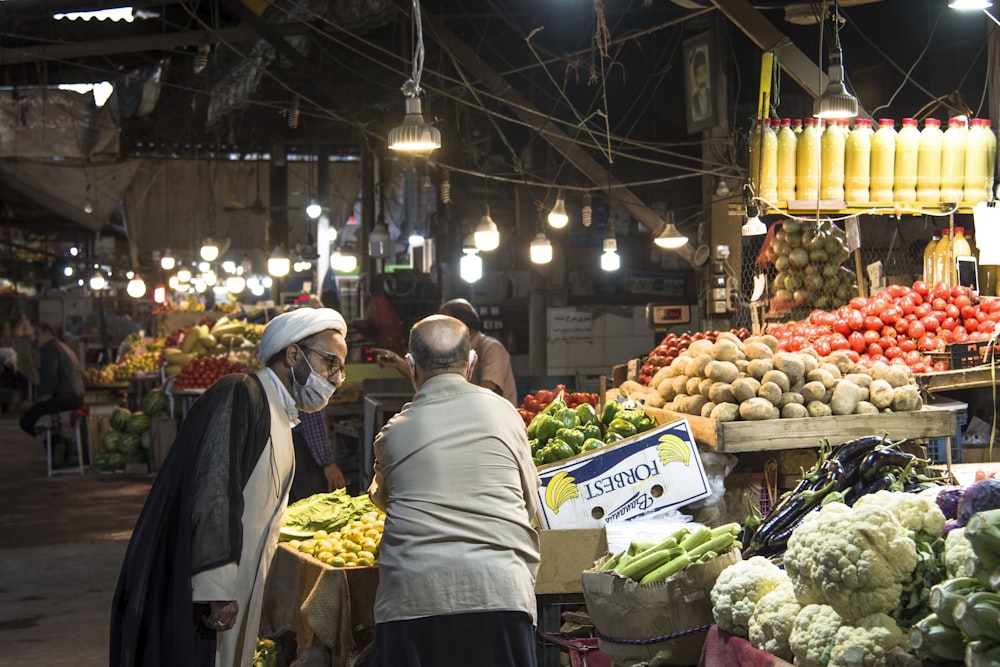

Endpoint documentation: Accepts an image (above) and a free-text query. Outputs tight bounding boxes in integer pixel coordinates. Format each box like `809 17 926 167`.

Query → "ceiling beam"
420 7 694 265
0 22 310 67
710 0 828 99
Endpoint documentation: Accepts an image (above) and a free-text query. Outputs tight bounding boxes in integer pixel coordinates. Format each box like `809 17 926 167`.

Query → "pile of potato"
617 332 923 421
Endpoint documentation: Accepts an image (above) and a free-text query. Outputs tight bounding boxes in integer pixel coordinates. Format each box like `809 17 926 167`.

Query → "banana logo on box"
656 433 691 467
544 471 579 514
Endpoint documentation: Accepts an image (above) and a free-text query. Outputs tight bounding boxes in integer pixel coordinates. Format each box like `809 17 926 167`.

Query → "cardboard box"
536 418 711 529
535 528 608 594
581 549 740 665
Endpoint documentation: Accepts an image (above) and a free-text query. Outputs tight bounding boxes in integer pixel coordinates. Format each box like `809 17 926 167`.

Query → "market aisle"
0 412 152 666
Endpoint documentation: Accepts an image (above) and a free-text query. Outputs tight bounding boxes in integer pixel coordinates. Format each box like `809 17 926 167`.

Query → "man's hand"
371 348 412 380
202 600 238 632
323 462 347 491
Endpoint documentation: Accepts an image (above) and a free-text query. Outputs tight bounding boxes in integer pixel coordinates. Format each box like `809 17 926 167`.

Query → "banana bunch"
162 318 253 376
544 471 579 515
656 433 692 467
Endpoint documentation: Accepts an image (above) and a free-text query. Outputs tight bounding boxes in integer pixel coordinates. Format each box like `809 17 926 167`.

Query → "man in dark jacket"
19 321 84 438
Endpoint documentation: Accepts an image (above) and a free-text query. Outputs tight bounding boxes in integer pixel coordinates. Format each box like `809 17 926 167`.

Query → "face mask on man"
290 356 336 412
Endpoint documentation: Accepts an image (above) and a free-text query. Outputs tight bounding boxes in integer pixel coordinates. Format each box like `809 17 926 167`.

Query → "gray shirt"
370 373 540 624
39 338 84 401
472 333 518 406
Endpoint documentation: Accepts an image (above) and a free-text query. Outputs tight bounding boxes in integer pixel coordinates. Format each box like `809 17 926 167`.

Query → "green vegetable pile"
279 489 378 541
601 523 741 584
910 509 1000 666
526 395 656 467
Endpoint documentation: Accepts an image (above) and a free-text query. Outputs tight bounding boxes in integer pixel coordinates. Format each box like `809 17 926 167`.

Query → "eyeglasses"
299 345 346 379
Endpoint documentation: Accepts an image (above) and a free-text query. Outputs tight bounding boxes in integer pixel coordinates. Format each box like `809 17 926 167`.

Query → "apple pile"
768 281 999 373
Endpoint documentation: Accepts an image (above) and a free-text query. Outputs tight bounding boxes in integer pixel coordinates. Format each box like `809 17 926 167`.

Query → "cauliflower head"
789 603 843 667
828 612 907 667
710 556 788 637
945 526 974 579
784 501 919 622
748 580 801 661
854 490 946 537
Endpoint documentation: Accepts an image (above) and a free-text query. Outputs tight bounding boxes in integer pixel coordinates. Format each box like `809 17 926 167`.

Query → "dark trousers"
19 395 84 438
289 430 328 503
372 610 538 667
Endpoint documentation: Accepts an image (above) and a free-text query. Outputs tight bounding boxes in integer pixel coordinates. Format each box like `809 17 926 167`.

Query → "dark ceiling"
0 0 995 241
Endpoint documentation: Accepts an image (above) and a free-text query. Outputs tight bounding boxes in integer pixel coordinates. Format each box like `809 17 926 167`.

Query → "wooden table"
642 405 957 453
915 366 998 394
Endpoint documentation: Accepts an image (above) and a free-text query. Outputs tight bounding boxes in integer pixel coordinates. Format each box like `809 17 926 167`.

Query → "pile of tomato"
638 328 751 385
173 355 244 389
769 281 1000 374
517 384 600 427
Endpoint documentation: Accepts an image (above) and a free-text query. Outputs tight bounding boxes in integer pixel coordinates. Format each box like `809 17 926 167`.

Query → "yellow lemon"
316 552 334 565
358 550 376 562
345 530 365 545
364 528 382 539
342 552 358 563
342 540 362 553
316 539 334 553
330 556 346 567
313 530 329 540
287 540 302 550
362 511 379 522
361 538 378 552
356 556 374 567
299 539 317 553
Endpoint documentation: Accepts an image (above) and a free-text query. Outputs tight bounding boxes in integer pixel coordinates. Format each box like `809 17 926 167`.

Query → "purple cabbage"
957 478 1000 526
936 487 966 521
942 518 961 536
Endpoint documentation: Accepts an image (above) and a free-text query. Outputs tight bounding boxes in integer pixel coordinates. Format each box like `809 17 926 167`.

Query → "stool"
36 410 86 477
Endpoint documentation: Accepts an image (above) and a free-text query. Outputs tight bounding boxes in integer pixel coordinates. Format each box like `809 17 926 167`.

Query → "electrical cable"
868 10 942 119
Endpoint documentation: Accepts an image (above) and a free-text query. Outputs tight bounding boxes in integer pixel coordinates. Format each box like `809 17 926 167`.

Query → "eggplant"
858 447 916 483
830 435 887 465
845 473 896 505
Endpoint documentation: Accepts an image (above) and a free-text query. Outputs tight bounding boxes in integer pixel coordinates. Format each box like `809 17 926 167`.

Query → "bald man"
368 315 540 667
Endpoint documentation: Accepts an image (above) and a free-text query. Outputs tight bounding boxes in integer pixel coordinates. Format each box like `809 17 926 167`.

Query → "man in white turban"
112 308 348 667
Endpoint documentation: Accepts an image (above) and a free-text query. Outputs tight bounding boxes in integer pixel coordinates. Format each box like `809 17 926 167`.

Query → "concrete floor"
0 412 152 666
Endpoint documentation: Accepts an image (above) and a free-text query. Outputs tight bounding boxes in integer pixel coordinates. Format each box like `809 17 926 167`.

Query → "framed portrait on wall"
683 31 716 134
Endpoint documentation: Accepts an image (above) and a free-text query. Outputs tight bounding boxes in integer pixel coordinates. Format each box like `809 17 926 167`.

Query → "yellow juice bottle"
845 119 872 202
922 230 940 284
964 118 990 204
916 118 943 203
796 118 821 201
870 118 897 203
941 116 968 204
893 118 919 203
821 119 846 200
776 118 797 202
932 229 952 287
760 118 778 203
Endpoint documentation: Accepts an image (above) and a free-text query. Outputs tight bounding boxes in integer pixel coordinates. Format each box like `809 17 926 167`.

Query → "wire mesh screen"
732 213 933 330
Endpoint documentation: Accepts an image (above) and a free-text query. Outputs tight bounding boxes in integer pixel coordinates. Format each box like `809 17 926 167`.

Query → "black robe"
110 373 271 667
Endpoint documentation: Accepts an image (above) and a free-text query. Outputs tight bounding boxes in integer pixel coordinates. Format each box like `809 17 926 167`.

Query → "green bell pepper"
635 416 655 433
581 437 604 452
535 415 562 444
532 454 546 467
603 431 625 445
555 407 580 430
617 408 646 428
580 423 603 442
529 438 541 455
556 427 585 453
526 412 544 440
575 402 599 427
606 417 638 439
601 400 622 426
543 398 567 415
549 439 576 461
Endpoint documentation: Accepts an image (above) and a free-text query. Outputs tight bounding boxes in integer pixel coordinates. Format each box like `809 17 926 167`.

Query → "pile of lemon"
288 510 385 567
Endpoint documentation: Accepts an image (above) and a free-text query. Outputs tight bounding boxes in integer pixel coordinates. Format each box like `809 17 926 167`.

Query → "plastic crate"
925 409 968 464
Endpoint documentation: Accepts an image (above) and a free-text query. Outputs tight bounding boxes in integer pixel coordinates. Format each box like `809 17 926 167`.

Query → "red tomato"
980 320 997 334
920 316 940 333
849 331 866 353
932 297 948 311
832 318 850 337
944 303 961 319
844 350 861 363
863 329 881 345
965 318 979 332
898 297 915 316
887 284 907 299
894 318 910 334
939 329 954 343
960 305 978 320
917 335 939 352
847 309 865 331
866 298 889 317
813 338 832 356
868 343 884 356
864 315 884 331
879 335 896 350
903 349 922 366
829 333 850 351
898 338 917 353
912 280 930 297
912 362 930 374
932 361 950 372
907 320 926 339
880 306 903 324
884 346 902 359
954 294 973 310
989 299 1000 314
940 317 957 331
914 302 933 318
954 331 970 343
850 296 868 310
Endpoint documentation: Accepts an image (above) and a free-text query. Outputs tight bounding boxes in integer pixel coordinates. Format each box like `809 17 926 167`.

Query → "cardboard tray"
640 405 957 453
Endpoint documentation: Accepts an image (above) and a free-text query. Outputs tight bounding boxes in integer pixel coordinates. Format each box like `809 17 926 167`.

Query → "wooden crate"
640 406 957 453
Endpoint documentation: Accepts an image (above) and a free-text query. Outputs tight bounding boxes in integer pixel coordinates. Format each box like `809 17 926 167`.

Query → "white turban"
257 308 347 363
